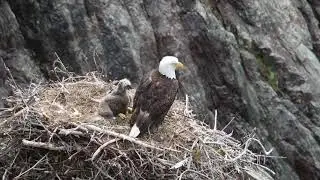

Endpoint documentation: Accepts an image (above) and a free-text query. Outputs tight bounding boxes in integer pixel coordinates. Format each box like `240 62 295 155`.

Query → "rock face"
1 0 320 179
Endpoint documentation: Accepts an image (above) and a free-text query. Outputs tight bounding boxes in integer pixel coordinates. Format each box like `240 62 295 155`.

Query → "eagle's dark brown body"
130 70 179 136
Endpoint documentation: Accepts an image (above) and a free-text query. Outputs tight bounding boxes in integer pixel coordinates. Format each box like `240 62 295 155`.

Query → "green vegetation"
256 53 279 91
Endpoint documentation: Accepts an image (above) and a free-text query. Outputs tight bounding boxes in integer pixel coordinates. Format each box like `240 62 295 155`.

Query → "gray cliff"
1 0 320 179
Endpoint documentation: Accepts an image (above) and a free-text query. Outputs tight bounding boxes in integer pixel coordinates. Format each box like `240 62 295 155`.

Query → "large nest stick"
0 72 276 180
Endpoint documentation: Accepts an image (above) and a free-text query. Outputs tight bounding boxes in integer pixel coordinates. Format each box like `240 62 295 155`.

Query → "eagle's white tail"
129 124 140 137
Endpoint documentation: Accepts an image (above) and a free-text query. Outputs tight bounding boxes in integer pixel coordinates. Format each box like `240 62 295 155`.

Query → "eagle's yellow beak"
175 62 185 70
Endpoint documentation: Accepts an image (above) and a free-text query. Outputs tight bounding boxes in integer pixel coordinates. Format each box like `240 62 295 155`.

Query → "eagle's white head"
158 56 184 79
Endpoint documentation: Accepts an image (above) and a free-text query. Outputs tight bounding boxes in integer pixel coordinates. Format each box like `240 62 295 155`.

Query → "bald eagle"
98 78 132 119
129 56 184 137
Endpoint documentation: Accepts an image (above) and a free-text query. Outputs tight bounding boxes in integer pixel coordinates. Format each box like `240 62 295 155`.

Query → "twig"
70 122 89 133
92 163 116 180
156 158 174 166
91 138 119 160
90 97 101 103
56 82 70 94
242 161 276 175
58 128 85 136
183 94 195 118
221 117 235 132
178 169 211 180
2 58 18 89
0 107 15 114
55 173 62 180
170 158 189 169
92 48 100 72
9 150 20 170
13 155 47 179
54 52 67 72
0 107 29 126
13 107 29 118
62 81 105 87
48 127 58 143
3 59 30 108
225 138 273 162
213 109 217 131
2 169 8 180
22 139 66 151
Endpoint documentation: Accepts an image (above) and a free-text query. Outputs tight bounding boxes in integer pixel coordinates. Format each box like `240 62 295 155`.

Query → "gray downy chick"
98 78 132 119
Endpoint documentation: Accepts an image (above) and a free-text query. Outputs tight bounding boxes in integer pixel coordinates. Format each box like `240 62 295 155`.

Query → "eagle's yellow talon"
118 113 126 120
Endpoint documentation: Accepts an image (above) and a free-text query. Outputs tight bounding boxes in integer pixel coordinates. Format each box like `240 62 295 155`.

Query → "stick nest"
0 72 274 180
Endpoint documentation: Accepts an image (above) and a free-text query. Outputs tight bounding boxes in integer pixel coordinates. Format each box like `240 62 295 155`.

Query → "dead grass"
0 72 275 180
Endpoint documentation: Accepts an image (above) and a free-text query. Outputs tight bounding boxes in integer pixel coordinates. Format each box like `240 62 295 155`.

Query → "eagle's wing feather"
130 71 153 127
149 79 178 116
132 70 154 110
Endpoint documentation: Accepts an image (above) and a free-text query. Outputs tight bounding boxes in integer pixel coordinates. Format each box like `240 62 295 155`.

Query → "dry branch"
82 124 166 152
13 155 47 180
91 138 119 160
224 138 273 162
58 128 85 136
22 139 66 151
0 107 29 126
213 109 217 131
